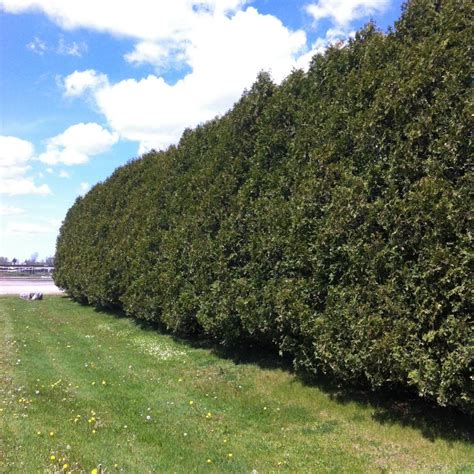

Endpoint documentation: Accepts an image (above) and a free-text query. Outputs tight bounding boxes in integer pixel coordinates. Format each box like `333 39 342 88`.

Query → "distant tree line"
0 254 54 266
54 0 472 413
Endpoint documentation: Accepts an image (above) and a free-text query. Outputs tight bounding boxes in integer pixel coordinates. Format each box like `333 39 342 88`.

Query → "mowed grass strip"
0 296 472 473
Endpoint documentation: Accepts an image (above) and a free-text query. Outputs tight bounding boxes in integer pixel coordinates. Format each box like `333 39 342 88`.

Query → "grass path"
0 296 473 473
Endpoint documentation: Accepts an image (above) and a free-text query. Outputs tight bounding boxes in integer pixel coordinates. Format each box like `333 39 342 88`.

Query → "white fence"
0 265 54 274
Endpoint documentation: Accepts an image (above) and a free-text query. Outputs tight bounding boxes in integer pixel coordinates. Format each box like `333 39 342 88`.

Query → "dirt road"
0 278 63 295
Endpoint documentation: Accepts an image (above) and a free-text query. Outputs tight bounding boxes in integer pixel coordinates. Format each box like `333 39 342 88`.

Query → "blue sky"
0 0 403 262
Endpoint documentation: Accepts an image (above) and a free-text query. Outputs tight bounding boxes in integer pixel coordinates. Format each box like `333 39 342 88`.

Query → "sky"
0 0 404 262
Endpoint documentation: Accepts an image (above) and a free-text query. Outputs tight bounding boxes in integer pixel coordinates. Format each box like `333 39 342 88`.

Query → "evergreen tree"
55 0 473 413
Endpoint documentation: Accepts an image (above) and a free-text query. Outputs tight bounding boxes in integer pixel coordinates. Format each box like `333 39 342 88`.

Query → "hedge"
55 0 473 413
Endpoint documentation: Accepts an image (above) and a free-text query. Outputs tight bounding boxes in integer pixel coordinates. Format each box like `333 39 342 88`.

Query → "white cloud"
0 136 34 167
64 7 306 151
302 0 385 63
58 170 70 178
79 182 90 195
306 0 389 27
38 123 118 166
26 34 87 57
0 165 30 179
0 204 24 216
2 0 309 152
10 1 387 154
63 69 108 97
0 178 51 195
26 36 46 54
0 136 52 195
6 220 60 235
39 148 88 166
124 41 165 65
0 1 250 42
124 41 186 70
48 123 118 155
57 36 87 56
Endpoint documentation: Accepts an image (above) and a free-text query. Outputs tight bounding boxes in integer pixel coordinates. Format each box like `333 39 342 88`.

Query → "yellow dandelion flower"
63 463 69 469
50 455 56 461
49 431 55 437
189 400 194 405
92 429 96 434
91 469 98 474
228 453 233 458
102 380 106 385
223 438 228 443
37 431 41 435
207 459 212 464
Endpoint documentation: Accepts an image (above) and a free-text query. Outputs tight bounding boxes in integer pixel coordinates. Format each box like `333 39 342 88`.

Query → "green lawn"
0 296 472 473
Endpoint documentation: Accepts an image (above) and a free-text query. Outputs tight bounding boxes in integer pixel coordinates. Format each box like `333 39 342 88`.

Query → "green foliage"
54 0 473 413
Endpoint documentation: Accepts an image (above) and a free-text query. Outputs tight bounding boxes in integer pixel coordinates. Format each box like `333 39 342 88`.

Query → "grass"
0 296 472 473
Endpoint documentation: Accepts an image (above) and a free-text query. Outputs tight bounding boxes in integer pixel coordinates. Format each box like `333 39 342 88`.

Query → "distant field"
0 296 472 473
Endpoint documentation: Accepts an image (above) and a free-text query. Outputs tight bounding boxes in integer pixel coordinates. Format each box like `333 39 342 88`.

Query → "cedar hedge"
54 0 473 413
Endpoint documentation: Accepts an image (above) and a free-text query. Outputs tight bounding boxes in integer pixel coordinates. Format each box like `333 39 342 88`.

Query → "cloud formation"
301 0 388 68
57 35 87 56
26 35 87 57
306 0 389 26
0 0 250 42
0 136 51 195
26 36 46 55
0 204 25 216
38 123 118 165
124 40 187 70
63 69 108 97
5 220 60 235
79 182 91 195
2 0 309 152
62 6 306 152
5 0 389 155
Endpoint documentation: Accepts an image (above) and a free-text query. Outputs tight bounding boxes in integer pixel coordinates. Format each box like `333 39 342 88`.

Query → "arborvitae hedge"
54 0 473 413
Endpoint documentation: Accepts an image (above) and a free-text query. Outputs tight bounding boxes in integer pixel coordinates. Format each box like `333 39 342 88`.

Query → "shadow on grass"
297 370 474 444
83 299 473 445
